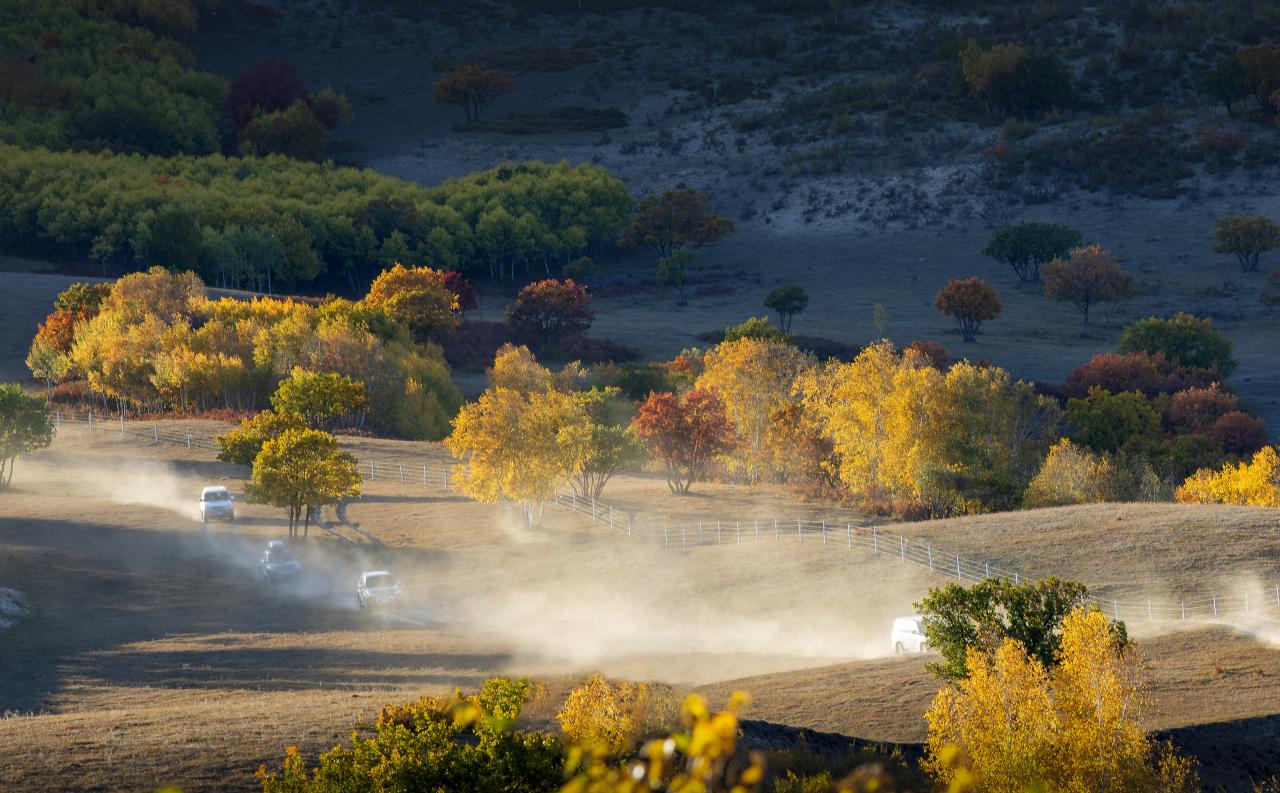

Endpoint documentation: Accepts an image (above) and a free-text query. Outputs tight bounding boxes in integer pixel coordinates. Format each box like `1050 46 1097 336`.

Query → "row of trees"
0 146 635 290
26 268 464 439
447 307 1260 519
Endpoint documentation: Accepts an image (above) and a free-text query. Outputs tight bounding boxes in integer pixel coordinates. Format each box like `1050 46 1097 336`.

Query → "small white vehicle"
259 540 302 583
891 616 928 655
199 486 235 524
356 570 401 610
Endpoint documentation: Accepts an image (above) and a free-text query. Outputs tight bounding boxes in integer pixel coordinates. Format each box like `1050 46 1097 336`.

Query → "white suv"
891 616 928 655
198 486 235 524
356 571 401 610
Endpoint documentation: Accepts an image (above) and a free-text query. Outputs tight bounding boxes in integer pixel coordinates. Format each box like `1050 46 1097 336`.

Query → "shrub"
723 315 791 344
504 278 594 352
1063 351 1206 398
656 247 694 305
906 340 951 369
1023 438 1160 507
1041 244 1135 324
1176 446 1280 506
933 277 1001 342
237 100 330 161
1208 411 1268 456
227 59 308 128
981 222 1081 283
959 40 1071 118
1115 313 1237 379
556 674 679 756
1160 384 1239 431
1066 387 1160 455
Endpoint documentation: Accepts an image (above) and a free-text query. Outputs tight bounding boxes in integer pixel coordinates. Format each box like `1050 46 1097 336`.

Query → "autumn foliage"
617 188 736 258
504 278 594 352
632 388 736 494
365 262 461 340
933 277 1002 342
1176 446 1280 506
1041 244 1135 323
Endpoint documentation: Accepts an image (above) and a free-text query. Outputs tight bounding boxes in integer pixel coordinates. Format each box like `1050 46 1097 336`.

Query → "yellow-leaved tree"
695 337 813 483
1175 446 1280 506
798 340 942 506
924 607 1198 793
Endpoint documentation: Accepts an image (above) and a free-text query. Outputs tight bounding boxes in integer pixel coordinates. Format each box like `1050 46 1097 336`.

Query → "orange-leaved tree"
1041 244 1135 324
925 607 1198 793
617 188 735 258
632 388 736 494
364 262 459 340
432 64 515 122
933 277 1002 343
504 278 594 352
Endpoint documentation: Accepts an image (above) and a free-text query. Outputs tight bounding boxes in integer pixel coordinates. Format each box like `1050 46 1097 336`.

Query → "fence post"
798 518 803 542
186 428 191 449
847 523 851 548
571 492 576 512
1181 600 1186 620
927 542 933 570
822 521 827 544
55 410 60 429
1114 600 1120 619
627 513 632 538
664 526 669 551
1245 592 1250 612
956 554 962 580
755 520 759 543
900 536 905 560
424 464 428 484
1148 600 1153 622
610 506 615 531
736 521 740 544
1014 572 1020 585
88 411 93 432
119 411 125 434
399 464 404 482
699 522 704 545
1213 595 1218 617
1276 585 1279 606
370 460 376 480
716 520 721 544
774 519 779 542
984 561 990 578
682 526 687 551
153 423 159 443
872 526 878 554
443 468 449 489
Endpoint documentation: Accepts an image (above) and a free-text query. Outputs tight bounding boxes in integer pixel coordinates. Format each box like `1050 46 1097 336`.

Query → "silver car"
259 541 302 583
356 570 401 610
199 486 235 524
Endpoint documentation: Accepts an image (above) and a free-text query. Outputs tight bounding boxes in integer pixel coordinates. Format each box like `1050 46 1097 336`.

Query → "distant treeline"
0 146 634 290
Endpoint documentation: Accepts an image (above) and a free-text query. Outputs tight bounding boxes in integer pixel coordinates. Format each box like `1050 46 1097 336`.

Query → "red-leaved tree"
933 277 1002 342
227 60 309 128
632 388 736 494
1209 411 1268 456
444 270 479 312
504 278 594 352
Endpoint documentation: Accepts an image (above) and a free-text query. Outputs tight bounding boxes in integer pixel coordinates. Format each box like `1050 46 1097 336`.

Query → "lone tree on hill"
632 388 735 494
505 278 594 352
0 385 54 489
981 222 1081 283
933 277 1002 342
618 188 735 258
763 283 809 331
1041 244 1134 323
246 428 361 539
432 64 515 122
1212 215 1280 272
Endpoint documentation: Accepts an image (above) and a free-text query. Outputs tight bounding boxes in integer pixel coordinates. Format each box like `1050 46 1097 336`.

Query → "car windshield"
268 549 295 563
206 491 228 501
366 574 395 589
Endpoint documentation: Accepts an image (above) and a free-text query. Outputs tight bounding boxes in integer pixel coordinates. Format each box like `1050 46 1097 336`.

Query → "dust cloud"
417 510 935 683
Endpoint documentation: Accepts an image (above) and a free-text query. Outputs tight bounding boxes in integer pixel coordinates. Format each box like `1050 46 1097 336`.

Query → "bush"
906 340 951 369
237 100 330 160
556 674 679 755
723 315 792 344
1176 446 1280 506
1063 351 1208 398
960 40 1071 118
1208 411 1268 456
1023 438 1161 507
1116 313 1237 379
1159 384 1240 431
1066 387 1160 455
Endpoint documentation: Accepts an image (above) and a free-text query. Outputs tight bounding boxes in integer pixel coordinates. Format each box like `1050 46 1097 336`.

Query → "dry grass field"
2 422 1279 791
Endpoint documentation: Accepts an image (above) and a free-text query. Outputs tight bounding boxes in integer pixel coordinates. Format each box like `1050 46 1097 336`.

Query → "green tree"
1116 313 1237 379
132 207 203 272
246 428 361 538
558 389 644 500
915 576 1116 681
365 263 460 341
763 283 809 332
723 316 792 344
1199 56 1250 116
271 368 368 430
216 410 306 466
238 100 331 161
981 222 1082 283
1066 387 1161 455
1211 215 1280 272
0 385 55 489
656 247 694 305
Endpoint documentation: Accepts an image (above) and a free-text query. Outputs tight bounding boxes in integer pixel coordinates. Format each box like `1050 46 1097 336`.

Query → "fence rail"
51 408 1280 624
